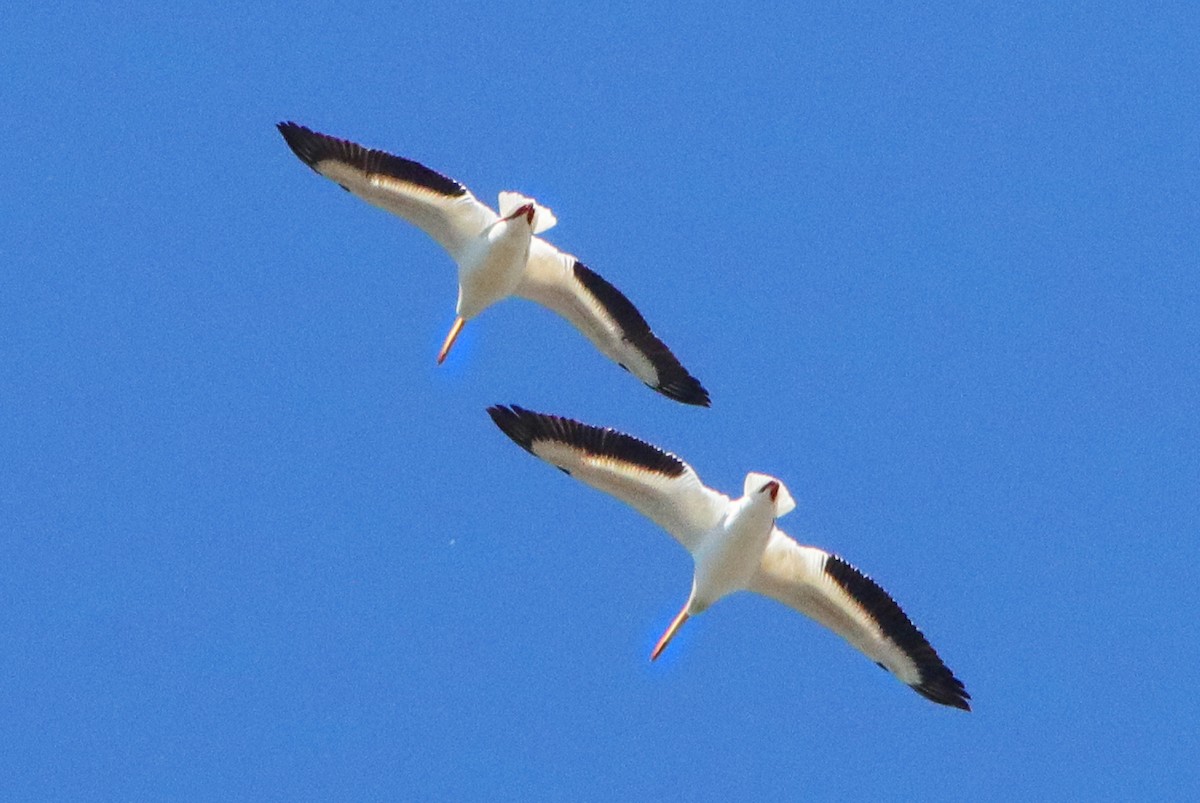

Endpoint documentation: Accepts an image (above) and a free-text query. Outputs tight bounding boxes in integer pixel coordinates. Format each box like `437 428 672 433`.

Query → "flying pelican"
277 122 709 406
487 405 970 710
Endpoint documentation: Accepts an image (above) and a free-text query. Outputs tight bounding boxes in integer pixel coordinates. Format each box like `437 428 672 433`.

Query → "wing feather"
515 241 710 406
277 122 495 258
488 405 727 549
749 530 970 710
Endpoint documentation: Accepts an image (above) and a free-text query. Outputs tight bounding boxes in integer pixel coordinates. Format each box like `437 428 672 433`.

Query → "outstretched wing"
487 405 727 550
749 530 970 710
277 122 496 259
514 240 710 406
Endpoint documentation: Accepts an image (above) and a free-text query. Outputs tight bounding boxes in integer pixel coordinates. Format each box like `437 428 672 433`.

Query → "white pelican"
277 123 709 406
487 405 970 710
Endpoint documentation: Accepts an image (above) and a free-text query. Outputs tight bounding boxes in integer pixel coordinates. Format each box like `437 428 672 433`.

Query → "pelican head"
743 471 796 518
498 191 557 234
506 202 536 225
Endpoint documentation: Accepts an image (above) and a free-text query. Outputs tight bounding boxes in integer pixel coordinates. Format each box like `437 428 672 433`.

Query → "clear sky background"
3 2 1197 800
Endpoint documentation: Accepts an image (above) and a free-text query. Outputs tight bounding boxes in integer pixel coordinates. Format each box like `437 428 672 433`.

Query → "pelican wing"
749 530 970 710
277 122 496 259
515 240 710 406
488 406 727 550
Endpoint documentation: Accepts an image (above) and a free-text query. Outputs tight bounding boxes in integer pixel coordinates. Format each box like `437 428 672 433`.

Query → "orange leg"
651 604 691 661
437 317 466 364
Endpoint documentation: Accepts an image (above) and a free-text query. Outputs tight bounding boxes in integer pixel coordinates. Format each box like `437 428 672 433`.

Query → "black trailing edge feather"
487 405 686 478
276 122 467 199
571 262 710 407
823 554 971 711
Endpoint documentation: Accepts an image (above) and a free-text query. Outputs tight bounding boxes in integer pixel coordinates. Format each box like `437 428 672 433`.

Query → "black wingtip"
824 554 971 711
911 664 971 712
570 262 711 408
656 376 711 407
486 404 537 455
276 121 322 170
486 405 687 478
275 121 468 197
914 679 972 712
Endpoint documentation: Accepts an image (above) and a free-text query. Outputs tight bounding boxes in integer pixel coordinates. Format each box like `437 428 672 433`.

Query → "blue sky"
3 2 1197 799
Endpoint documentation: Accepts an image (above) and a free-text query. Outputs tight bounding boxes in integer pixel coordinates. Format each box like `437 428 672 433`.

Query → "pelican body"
488 405 970 711
277 122 709 405
439 200 538 362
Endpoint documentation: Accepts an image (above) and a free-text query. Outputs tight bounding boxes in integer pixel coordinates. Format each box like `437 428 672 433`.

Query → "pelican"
277 123 709 406
487 405 970 710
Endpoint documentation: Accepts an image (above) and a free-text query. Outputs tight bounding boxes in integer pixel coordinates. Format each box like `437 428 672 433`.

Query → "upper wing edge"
277 122 468 198
487 405 727 547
